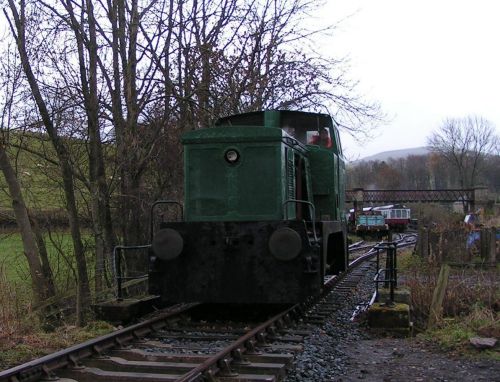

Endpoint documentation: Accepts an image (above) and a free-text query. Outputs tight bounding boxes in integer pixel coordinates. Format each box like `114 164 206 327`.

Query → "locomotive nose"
152 228 184 260
268 227 302 261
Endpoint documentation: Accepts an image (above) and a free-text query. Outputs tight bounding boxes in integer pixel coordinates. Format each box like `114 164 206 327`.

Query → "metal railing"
113 245 151 301
373 241 398 305
283 199 318 242
346 188 475 203
149 200 183 241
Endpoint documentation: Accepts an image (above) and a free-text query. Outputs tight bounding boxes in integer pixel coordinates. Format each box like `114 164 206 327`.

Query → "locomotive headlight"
224 149 240 164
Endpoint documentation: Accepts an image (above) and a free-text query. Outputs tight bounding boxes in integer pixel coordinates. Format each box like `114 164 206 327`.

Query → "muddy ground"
337 337 499 382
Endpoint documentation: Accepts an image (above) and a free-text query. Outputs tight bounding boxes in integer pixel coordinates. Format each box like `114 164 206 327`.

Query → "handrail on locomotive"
283 198 318 243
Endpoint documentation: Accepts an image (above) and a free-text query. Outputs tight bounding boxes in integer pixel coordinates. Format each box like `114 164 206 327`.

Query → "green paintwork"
264 110 281 128
307 146 339 221
182 110 346 223
183 126 287 221
182 125 284 143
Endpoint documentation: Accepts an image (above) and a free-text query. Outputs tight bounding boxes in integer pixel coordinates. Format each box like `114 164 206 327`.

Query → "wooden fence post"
490 228 497 264
427 264 450 329
418 227 429 258
480 227 497 265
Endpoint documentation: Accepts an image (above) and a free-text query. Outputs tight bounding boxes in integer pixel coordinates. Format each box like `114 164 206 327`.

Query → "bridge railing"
345 189 475 203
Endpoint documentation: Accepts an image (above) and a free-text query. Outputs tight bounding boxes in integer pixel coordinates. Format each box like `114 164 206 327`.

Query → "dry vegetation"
0 266 114 371
399 250 499 359
0 265 29 338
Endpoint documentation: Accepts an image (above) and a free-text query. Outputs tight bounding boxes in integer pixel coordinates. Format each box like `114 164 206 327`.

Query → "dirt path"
337 337 499 382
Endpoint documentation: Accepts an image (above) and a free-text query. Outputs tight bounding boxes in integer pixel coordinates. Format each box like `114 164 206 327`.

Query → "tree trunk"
29 213 56 297
0 146 54 305
7 0 91 325
63 0 116 292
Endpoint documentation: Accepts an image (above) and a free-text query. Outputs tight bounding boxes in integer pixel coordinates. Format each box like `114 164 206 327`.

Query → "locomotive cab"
149 110 348 304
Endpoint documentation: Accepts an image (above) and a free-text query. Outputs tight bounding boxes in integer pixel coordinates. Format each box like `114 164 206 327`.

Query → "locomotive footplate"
149 220 322 304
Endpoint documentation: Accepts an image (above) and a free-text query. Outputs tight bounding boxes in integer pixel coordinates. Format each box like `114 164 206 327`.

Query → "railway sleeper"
224 361 286 377
304 314 327 320
218 374 276 382
56 367 181 382
152 333 240 341
84 357 196 373
267 334 303 343
55 363 285 382
304 319 324 325
110 348 294 366
111 348 208 363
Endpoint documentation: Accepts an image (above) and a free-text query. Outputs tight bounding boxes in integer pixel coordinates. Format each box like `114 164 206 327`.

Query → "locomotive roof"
183 110 343 156
181 125 309 154
214 110 334 130
182 125 286 143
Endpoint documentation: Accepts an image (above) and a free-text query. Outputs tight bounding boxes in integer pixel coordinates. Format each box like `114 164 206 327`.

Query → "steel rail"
175 305 297 381
182 235 418 381
177 243 388 382
0 303 198 382
1 235 417 382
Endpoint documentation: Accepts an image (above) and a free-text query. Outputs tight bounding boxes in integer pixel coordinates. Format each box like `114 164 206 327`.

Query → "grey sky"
322 0 500 160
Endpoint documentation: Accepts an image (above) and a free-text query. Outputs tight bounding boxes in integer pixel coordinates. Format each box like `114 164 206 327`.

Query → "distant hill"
355 147 430 163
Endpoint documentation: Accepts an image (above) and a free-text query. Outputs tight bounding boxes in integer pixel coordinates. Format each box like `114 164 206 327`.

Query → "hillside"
355 147 430 163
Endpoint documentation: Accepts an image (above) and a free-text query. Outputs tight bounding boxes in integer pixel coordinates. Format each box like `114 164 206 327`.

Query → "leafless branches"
428 116 499 189
0 0 383 311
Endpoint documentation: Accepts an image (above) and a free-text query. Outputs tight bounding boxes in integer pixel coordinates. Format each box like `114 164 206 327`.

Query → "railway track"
1 237 416 382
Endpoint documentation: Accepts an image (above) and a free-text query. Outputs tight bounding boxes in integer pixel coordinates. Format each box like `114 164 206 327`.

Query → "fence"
417 226 498 266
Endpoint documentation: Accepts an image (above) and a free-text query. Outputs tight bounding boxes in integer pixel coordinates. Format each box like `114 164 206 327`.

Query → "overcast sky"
320 0 500 160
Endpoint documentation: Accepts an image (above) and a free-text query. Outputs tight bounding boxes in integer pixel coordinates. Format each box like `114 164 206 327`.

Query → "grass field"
0 231 96 293
0 232 31 283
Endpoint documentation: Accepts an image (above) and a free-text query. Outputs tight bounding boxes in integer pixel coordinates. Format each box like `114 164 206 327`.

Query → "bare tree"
427 116 499 190
39 0 116 292
5 0 91 325
2 0 384 280
0 47 56 306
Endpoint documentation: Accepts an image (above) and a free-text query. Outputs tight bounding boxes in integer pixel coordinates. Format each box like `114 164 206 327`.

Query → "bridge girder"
345 189 475 203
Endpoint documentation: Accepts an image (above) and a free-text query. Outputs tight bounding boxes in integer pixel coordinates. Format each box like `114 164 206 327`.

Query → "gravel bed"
284 260 500 382
284 263 376 381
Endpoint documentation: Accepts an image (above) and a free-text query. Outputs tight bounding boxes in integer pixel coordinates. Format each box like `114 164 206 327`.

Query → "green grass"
422 320 476 350
0 131 105 213
420 308 500 360
0 133 66 210
0 232 30 282
0 231 97 297
0 232 72 282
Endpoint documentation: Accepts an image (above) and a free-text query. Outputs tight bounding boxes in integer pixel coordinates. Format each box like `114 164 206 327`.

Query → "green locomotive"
149 110 347 304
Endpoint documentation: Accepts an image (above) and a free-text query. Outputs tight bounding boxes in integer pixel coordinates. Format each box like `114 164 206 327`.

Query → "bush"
400 250 499 358
399 251 498 326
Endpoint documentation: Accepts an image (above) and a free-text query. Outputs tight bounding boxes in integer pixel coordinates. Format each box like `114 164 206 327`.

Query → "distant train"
372 204 411 231
148 110 348 304
348 204 411 234
354 211 388 238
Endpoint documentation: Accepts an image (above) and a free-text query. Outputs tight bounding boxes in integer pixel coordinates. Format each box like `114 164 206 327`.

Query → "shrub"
399 251 498 327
